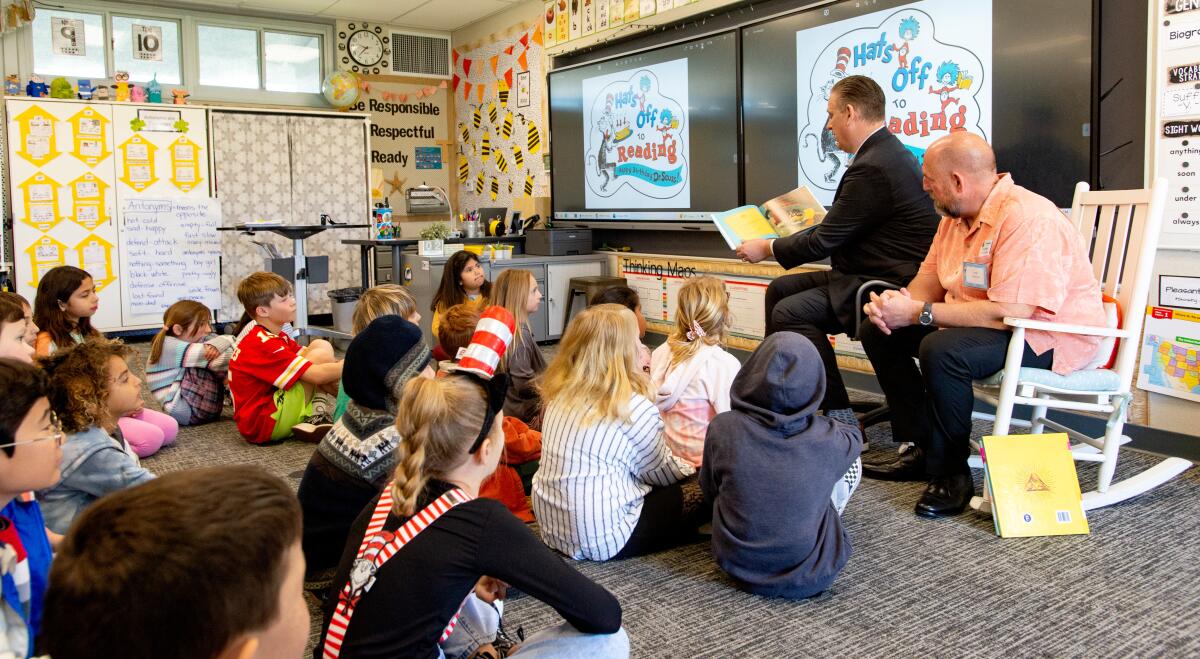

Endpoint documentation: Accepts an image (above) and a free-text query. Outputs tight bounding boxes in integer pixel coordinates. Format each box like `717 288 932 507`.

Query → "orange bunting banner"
452 74 460 90
504 45 514 56
517 50 528 72
463 59 472 76
504 68 513 89
463 82 472 100
452 49 459 66
519 33 529 48
477 84 484 103
532 26 543 46
489 55 499 76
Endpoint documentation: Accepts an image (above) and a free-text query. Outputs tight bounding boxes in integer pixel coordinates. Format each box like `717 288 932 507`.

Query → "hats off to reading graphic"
452 305 515 379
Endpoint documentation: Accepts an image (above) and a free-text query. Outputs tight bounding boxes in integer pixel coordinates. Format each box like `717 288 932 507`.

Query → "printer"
525 228 592 256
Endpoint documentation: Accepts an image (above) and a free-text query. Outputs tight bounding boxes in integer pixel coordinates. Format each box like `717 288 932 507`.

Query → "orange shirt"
918 174 1106 375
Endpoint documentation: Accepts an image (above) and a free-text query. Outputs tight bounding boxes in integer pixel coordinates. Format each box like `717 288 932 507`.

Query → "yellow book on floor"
981 433 1089 538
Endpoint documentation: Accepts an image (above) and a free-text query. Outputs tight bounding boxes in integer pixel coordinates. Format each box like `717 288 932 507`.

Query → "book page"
763 185 827 237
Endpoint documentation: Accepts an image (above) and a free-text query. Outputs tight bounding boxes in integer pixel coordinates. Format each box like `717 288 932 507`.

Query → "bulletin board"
606 252 873 372
453 20 551 214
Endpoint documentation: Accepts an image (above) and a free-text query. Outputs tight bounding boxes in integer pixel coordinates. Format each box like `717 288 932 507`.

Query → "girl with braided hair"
318 342 627 658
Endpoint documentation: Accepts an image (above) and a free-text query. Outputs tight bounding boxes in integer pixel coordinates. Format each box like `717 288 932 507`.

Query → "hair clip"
686 320 706 341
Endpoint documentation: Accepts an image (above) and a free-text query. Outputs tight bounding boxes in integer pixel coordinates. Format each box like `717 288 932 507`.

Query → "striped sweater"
145 335 235 414
532 393 694 561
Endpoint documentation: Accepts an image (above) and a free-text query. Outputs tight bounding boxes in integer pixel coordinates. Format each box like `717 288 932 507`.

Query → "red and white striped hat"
452 305 515 379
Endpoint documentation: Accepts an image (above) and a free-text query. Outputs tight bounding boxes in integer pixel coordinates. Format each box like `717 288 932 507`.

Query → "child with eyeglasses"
36 339 154 535
0 359 64 656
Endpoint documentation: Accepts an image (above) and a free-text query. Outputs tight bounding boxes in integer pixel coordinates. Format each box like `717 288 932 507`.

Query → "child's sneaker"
291 422 332 443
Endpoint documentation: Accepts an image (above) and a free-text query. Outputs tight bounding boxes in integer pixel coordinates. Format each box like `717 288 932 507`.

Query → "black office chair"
850 279 901 429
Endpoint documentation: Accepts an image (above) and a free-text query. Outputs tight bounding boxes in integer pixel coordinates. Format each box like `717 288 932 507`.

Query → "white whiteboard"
120 197 221 319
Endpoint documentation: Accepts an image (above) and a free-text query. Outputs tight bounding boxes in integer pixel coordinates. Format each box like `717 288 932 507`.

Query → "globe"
322 71 361 108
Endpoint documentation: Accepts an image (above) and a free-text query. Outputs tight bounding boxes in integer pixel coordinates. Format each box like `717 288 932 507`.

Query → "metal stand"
220 223 368 342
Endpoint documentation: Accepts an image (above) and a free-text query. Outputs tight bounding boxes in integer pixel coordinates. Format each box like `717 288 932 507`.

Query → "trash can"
327 287 363 338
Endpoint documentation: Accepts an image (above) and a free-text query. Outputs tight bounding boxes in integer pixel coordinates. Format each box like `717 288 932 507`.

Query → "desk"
343 235 527 288
220 223 369 340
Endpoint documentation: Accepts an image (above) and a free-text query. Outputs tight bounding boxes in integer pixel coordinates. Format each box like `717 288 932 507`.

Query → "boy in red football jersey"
229 272 343 444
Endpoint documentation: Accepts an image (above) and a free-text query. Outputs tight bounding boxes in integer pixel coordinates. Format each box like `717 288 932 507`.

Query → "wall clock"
339 23 390 74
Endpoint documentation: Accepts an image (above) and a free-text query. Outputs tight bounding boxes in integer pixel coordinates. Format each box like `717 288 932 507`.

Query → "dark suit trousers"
857 322 1054 476
764 270 852 410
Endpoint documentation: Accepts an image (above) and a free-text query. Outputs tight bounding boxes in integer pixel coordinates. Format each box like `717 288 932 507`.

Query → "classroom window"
31 9 106 79
264 31 321 93
197 25 260 89
112 16 182 85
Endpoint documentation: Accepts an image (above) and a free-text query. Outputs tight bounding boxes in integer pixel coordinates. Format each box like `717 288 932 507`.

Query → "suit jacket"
772 128 939 327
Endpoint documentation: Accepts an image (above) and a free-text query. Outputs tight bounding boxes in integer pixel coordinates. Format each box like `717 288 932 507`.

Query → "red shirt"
229 325 312 443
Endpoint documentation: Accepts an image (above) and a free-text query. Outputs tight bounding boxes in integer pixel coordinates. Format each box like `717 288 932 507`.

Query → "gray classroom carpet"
127 341 1200 657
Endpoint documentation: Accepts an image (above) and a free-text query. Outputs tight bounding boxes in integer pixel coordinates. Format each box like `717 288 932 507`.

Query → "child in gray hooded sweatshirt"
700 332 862 599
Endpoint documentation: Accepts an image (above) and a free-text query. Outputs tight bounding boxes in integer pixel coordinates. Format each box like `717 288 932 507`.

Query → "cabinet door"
110 105 211 328
546 260 603 337
6 99 122 330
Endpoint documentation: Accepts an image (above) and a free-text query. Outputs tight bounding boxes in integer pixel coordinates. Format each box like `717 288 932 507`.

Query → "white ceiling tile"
321 0 405 21
393 0 508 31
238 0 337 13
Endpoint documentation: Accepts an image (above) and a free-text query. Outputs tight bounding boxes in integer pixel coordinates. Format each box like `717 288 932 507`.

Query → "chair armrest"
1003 316 1129 338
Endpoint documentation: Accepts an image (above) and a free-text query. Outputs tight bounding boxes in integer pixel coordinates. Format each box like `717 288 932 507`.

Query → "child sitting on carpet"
436 302 481 372
37 339 154 534
145 300 236 426
41 465 310 658
34 266 178 458
331 284 421 422
700 333 862 599
430 250 491 357
590 286 652 374
0 360 61 655
297 315 434 573
490 268 546 424
317 353 626 658
228 272 343 445
0 296 34 364
0 291 38 350
650 275 741 468
533 304 701 561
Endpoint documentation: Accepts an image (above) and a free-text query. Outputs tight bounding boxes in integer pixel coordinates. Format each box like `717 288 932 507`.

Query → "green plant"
419 222 451 241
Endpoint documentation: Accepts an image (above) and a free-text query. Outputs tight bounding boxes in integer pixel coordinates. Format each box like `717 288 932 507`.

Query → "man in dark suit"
737 75 938 427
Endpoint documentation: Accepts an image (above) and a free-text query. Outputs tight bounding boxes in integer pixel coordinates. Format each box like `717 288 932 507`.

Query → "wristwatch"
919 302 935 326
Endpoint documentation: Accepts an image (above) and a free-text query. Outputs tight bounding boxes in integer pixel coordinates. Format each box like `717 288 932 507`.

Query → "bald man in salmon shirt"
858 132 1106 518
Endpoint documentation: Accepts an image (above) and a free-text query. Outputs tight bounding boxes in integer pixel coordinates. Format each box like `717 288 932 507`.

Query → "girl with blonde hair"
319 372 627 658
534 304 702 561
650 275 741 467
145 300 236 426
490 268 546 423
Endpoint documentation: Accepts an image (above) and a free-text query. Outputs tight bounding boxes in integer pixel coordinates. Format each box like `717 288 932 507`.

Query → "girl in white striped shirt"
533 304 704 561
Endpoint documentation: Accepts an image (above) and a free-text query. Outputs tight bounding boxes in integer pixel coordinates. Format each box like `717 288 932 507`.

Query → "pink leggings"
118 408 180 458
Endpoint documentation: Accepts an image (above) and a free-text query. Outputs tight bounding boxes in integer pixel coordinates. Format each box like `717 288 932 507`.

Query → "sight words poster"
581 58 691 208
796 0 992 203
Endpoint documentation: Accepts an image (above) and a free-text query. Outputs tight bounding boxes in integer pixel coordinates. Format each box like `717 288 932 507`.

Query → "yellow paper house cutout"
169 136 204 193
14 105 60 166
118 134 159 190
69 172 110 231
17 173 63 232
67 107 111 167
25 235 67 289
76 235 116 292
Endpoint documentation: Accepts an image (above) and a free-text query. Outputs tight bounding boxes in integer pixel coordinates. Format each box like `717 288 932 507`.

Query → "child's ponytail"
149 300 213 365
390 375 490 517
668 275 731 367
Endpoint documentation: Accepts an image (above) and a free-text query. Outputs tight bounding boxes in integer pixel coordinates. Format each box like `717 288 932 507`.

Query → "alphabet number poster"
582 58 690 209
796 0 992 204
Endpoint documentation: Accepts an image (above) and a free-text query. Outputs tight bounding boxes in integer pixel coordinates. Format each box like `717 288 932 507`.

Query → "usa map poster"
796 0 992 204
1139 306 1200 403
582 58 690 208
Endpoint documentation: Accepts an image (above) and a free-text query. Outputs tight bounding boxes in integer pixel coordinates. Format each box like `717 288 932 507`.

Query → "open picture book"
712 185 828 249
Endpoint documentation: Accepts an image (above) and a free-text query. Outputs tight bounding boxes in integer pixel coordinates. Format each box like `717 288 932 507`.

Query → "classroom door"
110 105 211 328
6 99 122 331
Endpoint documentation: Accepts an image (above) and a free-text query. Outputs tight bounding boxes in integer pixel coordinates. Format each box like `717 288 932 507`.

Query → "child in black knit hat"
296 315 434 575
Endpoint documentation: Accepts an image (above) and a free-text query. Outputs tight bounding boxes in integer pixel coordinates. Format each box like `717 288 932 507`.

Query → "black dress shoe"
914 473 974 518
861 446 925 481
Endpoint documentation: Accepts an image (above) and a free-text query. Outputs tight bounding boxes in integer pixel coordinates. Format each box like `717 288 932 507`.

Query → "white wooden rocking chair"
969 178 1192 512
